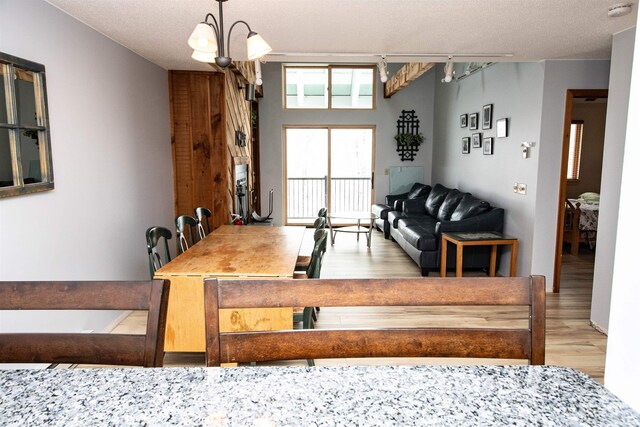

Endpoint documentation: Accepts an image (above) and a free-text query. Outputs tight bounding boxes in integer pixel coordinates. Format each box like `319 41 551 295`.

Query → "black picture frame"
469 113 479 130
460 114 468 128
497 118 508 138
472 133 482 148
483 137 493 155
462 137 470 154
482 104 493 130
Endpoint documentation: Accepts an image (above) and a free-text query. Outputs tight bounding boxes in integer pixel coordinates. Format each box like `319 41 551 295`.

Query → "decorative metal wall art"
395 110 423 161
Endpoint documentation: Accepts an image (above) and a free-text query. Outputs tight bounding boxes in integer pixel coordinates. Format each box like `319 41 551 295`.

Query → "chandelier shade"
246 32 272 60
188 23 218 53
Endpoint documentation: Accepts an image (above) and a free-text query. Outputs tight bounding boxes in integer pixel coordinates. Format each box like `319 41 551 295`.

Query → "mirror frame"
0 52 54 198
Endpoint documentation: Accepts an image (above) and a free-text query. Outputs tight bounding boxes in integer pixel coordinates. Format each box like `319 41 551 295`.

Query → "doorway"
284 125 375 224
553 89 608 292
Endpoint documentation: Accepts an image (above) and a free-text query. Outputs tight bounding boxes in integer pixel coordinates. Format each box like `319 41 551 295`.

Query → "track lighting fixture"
442 56 454 83
378 55 388 83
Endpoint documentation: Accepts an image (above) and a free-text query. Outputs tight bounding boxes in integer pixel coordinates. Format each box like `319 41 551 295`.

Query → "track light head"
442 56 455 83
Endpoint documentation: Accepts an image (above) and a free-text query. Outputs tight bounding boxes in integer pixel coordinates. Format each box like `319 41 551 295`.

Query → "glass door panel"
285 128 328 223
330 128 373 215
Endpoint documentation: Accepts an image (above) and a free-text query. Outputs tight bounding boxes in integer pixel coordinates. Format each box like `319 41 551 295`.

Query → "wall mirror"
0 52 54 198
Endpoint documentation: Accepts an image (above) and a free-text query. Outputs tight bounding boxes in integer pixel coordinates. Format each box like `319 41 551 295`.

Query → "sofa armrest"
386 192 409 206
435 208 505 241
402 197 428 214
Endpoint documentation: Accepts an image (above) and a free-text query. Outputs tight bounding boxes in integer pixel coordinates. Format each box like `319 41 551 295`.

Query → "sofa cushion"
399 224 438 251
436 189 465 221
424 184 450 217
407 184 432 200
388 211 429 229
450 194 491 221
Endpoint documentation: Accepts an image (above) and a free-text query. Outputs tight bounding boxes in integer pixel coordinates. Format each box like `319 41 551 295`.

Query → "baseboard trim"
590 320 608 335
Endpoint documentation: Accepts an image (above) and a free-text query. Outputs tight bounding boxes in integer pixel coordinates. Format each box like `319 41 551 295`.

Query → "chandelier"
188 0 272 68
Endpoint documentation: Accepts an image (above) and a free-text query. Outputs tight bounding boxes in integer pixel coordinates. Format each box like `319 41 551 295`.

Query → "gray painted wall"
432 62 545 277
605 24 640 412
0 1 174 337
258 63 434 225
531 60 611 290
591 27 635 333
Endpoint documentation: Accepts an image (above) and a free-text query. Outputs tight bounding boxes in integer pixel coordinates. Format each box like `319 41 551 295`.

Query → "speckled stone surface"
1 365 639 426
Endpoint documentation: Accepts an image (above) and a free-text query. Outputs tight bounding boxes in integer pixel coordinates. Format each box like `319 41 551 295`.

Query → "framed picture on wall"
472 132 482 148
460 114 468 128
462 137 470 154
469 113 479 130
483 137 494 155
482 104 493 130
497 118 508 138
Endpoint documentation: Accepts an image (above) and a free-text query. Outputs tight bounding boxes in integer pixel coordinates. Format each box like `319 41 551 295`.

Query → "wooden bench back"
204 276 545 366
0 280 170 367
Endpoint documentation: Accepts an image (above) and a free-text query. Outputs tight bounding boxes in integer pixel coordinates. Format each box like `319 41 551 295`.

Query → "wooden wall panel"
189 74 214 216
169 61 257 232
209 73 229 229
169 72 195 218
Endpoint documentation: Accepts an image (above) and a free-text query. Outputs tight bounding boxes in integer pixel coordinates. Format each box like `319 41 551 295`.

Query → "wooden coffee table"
440 231 518 277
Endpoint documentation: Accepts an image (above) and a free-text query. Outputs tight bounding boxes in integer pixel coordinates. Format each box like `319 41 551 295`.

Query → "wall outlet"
384 168 389 176
517 183 527 194
513 183 519 193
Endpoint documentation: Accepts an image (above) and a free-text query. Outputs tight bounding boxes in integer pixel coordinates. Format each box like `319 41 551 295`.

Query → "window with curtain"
567 120 583 181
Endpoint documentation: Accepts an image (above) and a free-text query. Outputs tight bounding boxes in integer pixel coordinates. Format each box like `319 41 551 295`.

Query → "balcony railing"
287 176 371 219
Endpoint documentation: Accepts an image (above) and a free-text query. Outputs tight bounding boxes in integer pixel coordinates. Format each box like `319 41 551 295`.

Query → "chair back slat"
0 280 170 367
217 278 533 309
205 276 545 367
195 207 212 240
220 329 531 363
0 281 158 310
0 334 148 366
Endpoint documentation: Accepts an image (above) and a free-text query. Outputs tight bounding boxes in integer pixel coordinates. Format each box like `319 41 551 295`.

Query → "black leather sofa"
371 183 431 239
376 183 504 276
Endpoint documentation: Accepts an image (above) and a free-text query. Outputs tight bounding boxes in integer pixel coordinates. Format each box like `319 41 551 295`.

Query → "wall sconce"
378 55 388 83
442 56 455 83
239 83 256 102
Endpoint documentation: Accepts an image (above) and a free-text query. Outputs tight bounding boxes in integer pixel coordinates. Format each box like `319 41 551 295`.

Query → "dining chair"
194 207 212 240
295 219 326 271
146 226 172 278
0 279 170 367
176 215 198 254
204 276 545 367
317 207 327 222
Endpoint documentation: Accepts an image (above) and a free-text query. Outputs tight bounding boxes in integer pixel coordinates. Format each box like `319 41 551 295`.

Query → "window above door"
283 65 375 110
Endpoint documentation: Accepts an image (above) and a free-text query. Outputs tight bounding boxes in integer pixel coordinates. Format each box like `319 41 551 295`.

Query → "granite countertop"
1 365 639 426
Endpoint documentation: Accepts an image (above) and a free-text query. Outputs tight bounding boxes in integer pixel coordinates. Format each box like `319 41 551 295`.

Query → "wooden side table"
440 231 518 277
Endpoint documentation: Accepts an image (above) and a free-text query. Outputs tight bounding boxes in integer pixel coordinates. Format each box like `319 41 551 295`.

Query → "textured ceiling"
45 0 638 71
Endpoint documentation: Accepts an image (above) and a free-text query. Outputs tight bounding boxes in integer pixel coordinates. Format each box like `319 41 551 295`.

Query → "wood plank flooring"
115 228 607 382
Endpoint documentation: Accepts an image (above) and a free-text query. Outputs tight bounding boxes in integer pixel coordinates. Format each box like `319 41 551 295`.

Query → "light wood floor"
116 229 607 382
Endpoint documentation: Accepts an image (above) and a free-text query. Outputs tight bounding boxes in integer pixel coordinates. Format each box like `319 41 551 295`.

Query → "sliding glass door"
285 126 375 224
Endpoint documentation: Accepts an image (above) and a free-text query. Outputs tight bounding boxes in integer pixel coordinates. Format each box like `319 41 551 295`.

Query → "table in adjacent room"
327 212 378 248
441 231 518 277
155 225 305 352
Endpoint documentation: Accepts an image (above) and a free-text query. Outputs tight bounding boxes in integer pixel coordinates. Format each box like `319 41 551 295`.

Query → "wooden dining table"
2 365 639 425
154 225 306 352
